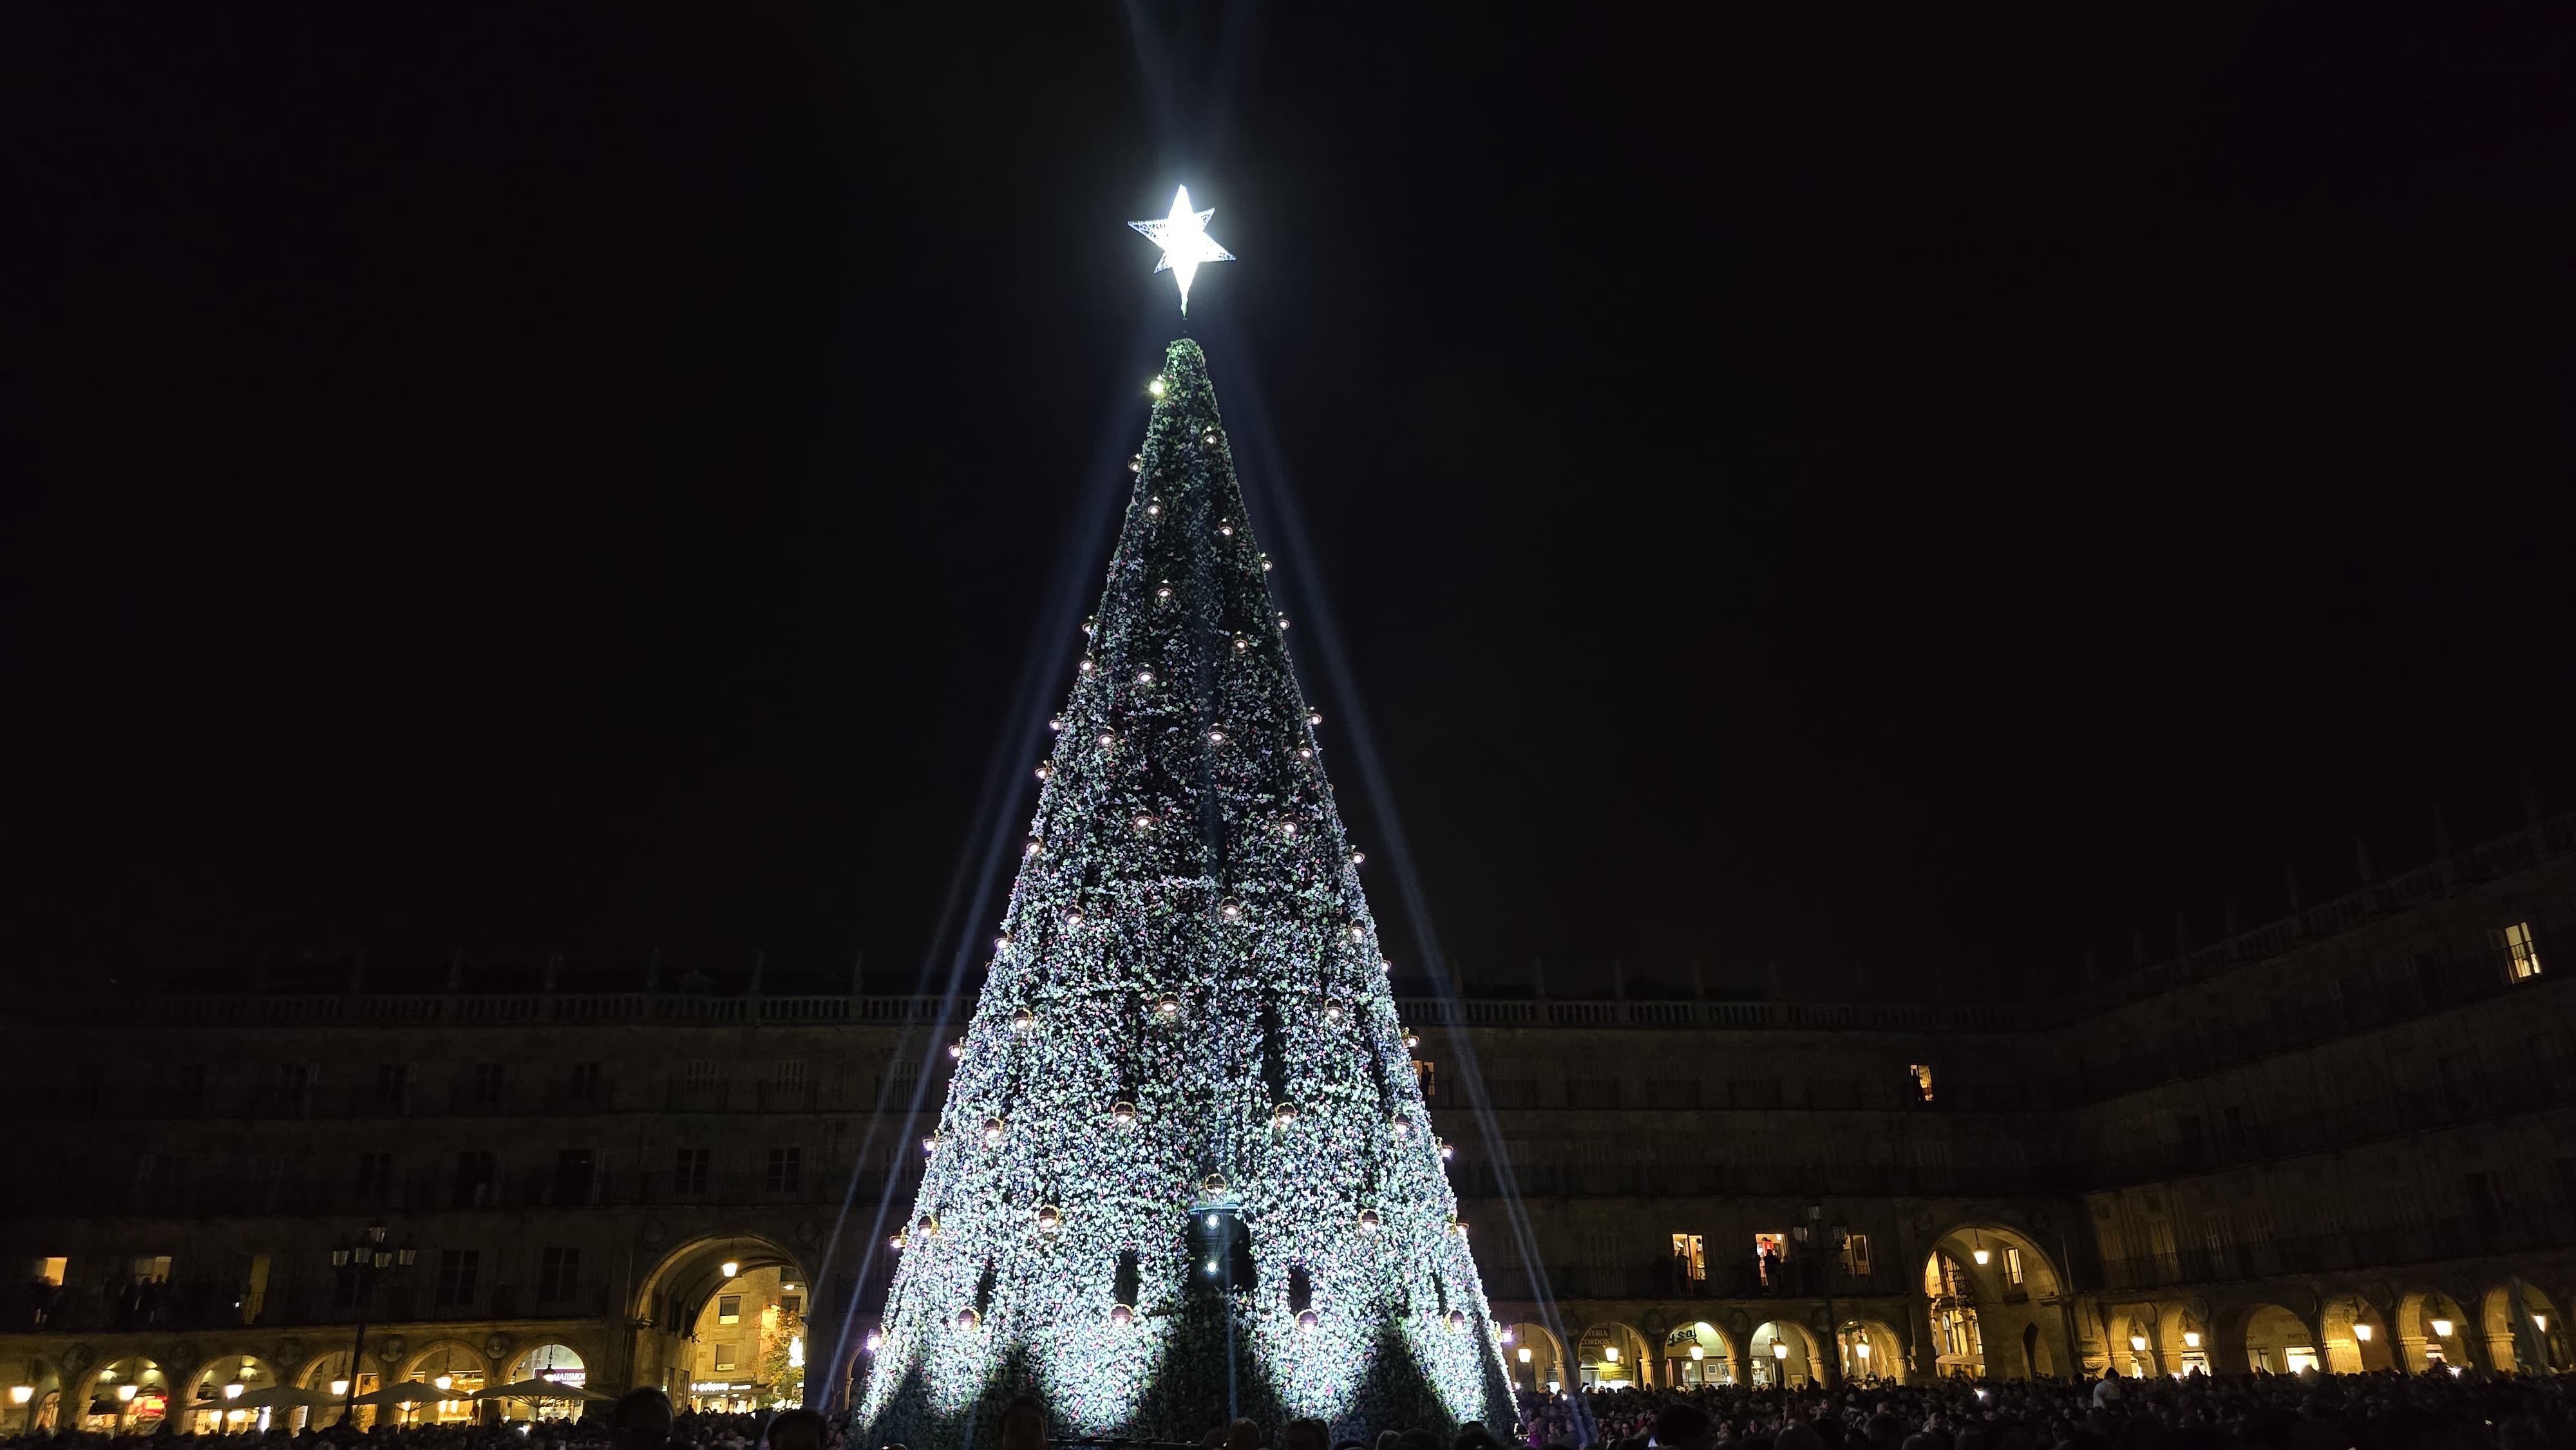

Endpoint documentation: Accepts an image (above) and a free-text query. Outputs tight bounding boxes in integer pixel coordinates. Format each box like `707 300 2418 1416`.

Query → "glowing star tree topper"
1129 185 1235 315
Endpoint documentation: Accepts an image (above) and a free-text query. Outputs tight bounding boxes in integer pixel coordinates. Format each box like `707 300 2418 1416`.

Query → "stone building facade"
5 813 2571 1431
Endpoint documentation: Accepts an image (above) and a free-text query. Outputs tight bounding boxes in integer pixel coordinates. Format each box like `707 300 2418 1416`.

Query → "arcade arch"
2480 1279 2566 1374
1501 1323 1567 1393
1748 1321 1817 1388
179 1353 280 1435
2234 1304 2318 1376
2398 1290 2475 1372
1836 1317 1906 1384
1662 1321 1736 1388
2321 1298 2394 1373
77 1357 170 1434
634 1235 811 1409
1576 1322 1652 1389
391 1342 488 1426
1922 1224 2069 1380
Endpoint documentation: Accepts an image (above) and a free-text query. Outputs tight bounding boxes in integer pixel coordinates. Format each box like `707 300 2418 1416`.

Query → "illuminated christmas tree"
855 336 1514 1445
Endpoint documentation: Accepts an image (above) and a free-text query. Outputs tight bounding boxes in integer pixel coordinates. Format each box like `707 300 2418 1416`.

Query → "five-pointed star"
1128 185 1234 315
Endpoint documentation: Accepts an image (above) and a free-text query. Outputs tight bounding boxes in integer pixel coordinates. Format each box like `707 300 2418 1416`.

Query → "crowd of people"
1517 1370 2576 1448
15 1373 2576 1450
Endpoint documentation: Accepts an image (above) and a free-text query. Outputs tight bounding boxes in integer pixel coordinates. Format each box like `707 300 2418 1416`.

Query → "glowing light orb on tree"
855 196 1511 1447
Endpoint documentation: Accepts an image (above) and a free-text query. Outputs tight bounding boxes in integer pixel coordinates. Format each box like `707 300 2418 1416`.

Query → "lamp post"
329 1226 415 1427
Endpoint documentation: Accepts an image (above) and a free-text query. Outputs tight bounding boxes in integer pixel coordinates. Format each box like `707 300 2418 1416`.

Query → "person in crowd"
611 1389 674 1450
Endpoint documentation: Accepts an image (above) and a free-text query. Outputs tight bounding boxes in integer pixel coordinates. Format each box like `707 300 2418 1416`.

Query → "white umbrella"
229 1384 342 1411
475 1379 612 1404
348 1379 470 1409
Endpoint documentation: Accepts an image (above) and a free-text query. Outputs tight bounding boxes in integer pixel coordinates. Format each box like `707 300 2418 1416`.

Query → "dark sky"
7 6 2573 1001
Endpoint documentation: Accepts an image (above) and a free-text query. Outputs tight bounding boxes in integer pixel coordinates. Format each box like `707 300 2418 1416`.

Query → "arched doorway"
1662 1321 1734 1387
636 1235 811 1406
298 1349 374 1428
1922 1225 2067 1380
1501 1323 1567 1393
2480 1280 2566 1374
392 1342 488 1425
2398 1290 2475 1372
2234 1304 2318 1375
2321 1297 2394 1373
1749 1322 1815 1388
2105 1308 2157 1377
80 1357 169 1434
1575 1323 1651 1389
1838 1318 1904 1384
5 1354 60 1436
181 1353 279 1435
2155 1304 2211 1379
491 1343 590 1422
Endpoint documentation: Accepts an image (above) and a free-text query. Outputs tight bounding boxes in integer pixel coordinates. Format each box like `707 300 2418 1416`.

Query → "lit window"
1670 1233 1705 1283
1908 1064 1935 1101
131 1256 171 1284
2506 922 2544 980
1842 1233 1872 1277
2005 1246 2024 1285
1414 1059 1436 1099
1752 1233 1786 1285
37 1256 67 1286
718 1294 741 1326
712 1344 737 1373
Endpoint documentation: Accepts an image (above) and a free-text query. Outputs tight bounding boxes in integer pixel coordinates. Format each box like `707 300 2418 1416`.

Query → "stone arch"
632 1233 812 1404
1501 1322 1569 1392
1748 1320 1818 1388
2153 1303 2215 1377
1660 1319 1736 1387
1837 1316 1907 1384
1574 1321 1653 1389
176 1351 284 1434
2218 1302 2317 1376
2104 1306 2160 1377
2479 1279 2565 1374
2397 1289 2475 1371
389 1339 489 1424
2320 1295 2394 1373
1922 1222 2069 1380
73 1355 172 1434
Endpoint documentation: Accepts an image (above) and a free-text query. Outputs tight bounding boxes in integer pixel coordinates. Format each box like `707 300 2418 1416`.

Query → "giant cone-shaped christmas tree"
858 339 1515 1445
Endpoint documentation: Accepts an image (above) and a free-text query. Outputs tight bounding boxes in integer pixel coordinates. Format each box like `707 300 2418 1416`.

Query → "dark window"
1483 1079 1537 1109
766 1147 802 1193
469 1063 506 1103
1567 1078 1620 1109
538 1247 580 1303
355 1153 394 1204
554 1149 595 1204
1649 1078 1702 1109
566 1062 602 1102
274 1063 314 1108
780 1294 801 1318
674 1148 710 1195
452 1151 497 1208
433 1249 480 1306
1727 1080 1781 1109
373 1063 411 1106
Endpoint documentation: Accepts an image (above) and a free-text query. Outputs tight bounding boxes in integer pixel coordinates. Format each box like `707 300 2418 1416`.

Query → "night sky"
8 6 2573 1001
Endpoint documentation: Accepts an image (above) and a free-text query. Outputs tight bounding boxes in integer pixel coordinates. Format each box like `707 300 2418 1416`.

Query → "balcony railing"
2096 1202 2576 1291
0 1165 922 1219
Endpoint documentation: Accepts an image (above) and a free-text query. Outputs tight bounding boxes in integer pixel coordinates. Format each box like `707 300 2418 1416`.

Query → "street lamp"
1773 1342 1790 1361
328 1225 416 1426
2431 1317 2455 1339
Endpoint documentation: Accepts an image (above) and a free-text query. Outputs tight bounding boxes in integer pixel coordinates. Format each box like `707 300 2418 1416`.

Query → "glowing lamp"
1437 1138 1455 1161
225 1383 244 1399
117 1385 138 1403
1973 1248 1991 1266
1064 910 1084 927
918 1214 940 1238
1773 1343 1790 1362
1500 1327 1514 1344
1218 901 1242 922
2538 1315 2551 1332
889 1230 907 1251
983 1116 1007 1146
1351 850 1366 865
2130 1335 2149 1353
1037 1204 1062 1231
1349 924 1366 941
922 1136 938 1155
948 1038 966 1060
1201 1172 1227 1194
864 1333 883 1355
9 1387 31 1406
2353 1324 2373 1342
1298 1310 1321 1332
1323 999 1345 1023
1602 1348 1618 1364
1403 1031 1421 1050
1689 1346 1705 1361
1111 1101 1137 1124
1517 1348 1533 1364
956 1308 980 1330
1124 186 1235 316
1010 1008 1035 1033
2431 1318 2455 1339
1156 994 1181 1018
1148 377 1166 399
329 1381 349 1397
2183 1332 2202 1349
1111 1303 1134 1326
1854 1343 1870 1361
1357 1210 1382 1234
1446 1310 1468 1332
721 1260 739 1279
432 1377 451 1392
1273 1103 1298 1126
